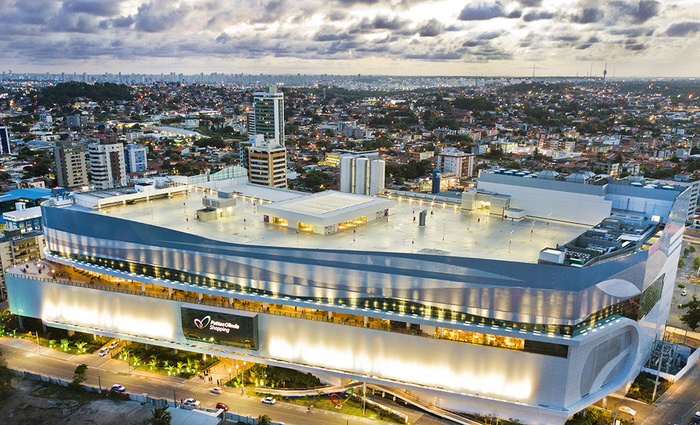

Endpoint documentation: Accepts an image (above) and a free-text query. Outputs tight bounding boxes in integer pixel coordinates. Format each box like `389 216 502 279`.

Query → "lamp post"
509 230 513 253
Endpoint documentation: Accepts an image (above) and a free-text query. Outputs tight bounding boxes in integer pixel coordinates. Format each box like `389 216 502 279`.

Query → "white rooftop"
73 182 589 264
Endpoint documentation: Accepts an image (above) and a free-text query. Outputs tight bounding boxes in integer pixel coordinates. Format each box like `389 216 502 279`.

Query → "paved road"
0 337 412 425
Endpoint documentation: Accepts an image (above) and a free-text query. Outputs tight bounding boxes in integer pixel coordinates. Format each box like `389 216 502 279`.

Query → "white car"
111 384 126 393
98 348 108 357
682 288 688 296
261 397 276 405
183 398 200 407
108 340 119 350
619 406 636 416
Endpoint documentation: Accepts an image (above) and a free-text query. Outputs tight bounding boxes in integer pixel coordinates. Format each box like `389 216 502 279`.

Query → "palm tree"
147 358 158 370
60 339 70 351
257 414 271 425
144 406 171 425
121 346 132 359
75 342 87 353
176 361 185 373
132 355 141 367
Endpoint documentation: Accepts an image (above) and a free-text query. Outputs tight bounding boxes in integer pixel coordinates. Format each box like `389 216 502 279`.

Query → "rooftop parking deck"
70 184 590 264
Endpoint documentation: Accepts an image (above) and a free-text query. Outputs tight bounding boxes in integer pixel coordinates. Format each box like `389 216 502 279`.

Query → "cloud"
664 21 700 37
313 26 353 41
522 10 554 22
624 39 646 50
571 7 603 24
418 18 443 37
327 10 347 21
458 2 506 21
133 2 193 33
611 0 660 24
610 27 655 38
62 1 122 17
477 30 504 40
515 0 542 6
348 15 411 34
405 51 463 60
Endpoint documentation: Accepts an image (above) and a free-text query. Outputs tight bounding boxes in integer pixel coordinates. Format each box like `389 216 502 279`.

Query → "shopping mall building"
5 169 688 424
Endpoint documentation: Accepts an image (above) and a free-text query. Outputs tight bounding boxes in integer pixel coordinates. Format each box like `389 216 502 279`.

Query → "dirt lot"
0 377 154 425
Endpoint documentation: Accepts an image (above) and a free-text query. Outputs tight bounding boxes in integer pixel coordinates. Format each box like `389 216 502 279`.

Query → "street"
0 337 404 425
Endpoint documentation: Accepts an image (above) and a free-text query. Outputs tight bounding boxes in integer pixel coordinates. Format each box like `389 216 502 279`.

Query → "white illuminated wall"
8 276 571 407
6 275 655 424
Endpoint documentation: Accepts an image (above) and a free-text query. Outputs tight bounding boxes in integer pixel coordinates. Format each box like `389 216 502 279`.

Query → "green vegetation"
226 364 321 389
680 295 700 331
565 407 632 425
0 310 108 355
301 169 331 192
256 414 271 425
69 364 88 389
126 342 218 378
145 406 172 425
626 371 671 403
38 82 131 106
385 159 434 181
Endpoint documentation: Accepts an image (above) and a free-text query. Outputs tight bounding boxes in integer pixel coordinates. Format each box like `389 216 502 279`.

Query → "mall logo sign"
194 315 240 334
194 316 211 329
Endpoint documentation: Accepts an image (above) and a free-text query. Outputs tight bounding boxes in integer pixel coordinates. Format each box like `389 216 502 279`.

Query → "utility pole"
652 342 665 402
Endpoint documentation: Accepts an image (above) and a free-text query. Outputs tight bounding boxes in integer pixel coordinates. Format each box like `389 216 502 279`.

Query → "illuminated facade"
4 176 688 425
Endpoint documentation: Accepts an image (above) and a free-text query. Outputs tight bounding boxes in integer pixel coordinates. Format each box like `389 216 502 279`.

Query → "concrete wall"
477 180 612 225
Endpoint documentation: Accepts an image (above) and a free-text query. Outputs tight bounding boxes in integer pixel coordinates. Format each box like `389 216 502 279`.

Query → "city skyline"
1 0 700 78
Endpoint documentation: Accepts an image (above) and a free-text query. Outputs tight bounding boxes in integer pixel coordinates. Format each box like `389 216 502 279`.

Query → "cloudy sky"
1 0 700 77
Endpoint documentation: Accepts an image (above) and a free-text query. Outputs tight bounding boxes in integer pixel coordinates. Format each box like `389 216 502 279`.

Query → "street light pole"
509 230 513 253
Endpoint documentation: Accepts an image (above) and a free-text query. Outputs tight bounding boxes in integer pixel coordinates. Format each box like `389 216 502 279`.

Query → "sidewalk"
1 335 456 424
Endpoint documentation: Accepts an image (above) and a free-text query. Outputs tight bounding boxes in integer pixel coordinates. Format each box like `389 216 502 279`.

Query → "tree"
144 406 172 425
70 364 88 388
257 414 271 425
680 295 700 331
693 256 700 270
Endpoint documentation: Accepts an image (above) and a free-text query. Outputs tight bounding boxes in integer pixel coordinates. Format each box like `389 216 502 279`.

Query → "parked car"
682 288 688 296
211 387 224 395
98 348 108 357
216 402 229 411
108 340 119 350
183 398 200 407
111 384 126 393
261 397 276 405
618 406 636 416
